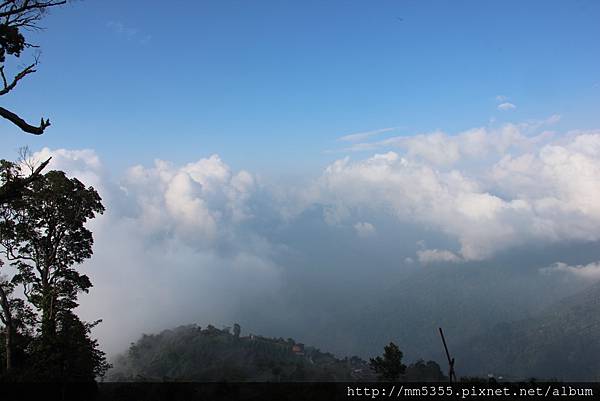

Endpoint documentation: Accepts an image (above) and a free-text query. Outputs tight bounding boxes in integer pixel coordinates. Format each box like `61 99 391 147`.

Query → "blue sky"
0 0 599 174
3 1 600 359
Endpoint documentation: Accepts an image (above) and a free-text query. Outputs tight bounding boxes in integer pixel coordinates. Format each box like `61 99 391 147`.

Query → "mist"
27 123 600 371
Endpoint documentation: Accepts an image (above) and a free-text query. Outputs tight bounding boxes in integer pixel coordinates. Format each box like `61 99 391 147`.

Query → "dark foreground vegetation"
0 0 109 388
0 159 109 382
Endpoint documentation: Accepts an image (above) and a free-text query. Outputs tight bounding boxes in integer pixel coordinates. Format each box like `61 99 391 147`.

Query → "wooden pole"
439 327 456 383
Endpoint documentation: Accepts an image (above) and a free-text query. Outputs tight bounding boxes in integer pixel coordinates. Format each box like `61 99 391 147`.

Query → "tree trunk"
5 323 12 371
0 285 13 371
41 298 56 340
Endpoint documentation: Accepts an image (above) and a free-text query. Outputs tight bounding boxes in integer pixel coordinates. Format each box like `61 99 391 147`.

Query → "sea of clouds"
24 117 600 355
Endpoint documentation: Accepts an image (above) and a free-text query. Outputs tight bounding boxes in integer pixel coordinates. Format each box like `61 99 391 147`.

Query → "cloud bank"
25 118 600 356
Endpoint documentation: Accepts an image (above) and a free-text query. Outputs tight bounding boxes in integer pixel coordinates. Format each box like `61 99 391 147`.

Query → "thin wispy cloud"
497 102 517 111
107 20 152 45
332 116 560 158
338 127 399 143
496 95 509 102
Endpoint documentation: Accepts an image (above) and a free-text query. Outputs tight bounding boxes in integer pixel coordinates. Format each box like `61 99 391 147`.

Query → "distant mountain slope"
108 325 444 382
457 281 600 380
294 262 579 363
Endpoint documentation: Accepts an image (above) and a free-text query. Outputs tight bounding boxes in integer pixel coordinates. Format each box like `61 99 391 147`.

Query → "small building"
292 343 305 355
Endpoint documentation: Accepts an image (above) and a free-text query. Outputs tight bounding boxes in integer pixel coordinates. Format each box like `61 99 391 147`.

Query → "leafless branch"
0 1 66 19
0 62 35 96
0 1 65 135
0 106 50 134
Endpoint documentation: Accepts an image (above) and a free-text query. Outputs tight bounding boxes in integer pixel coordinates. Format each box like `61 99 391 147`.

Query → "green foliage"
0 166 104 334
110 325 447 382
0 23 25 63
404 359 445 381
369 342 406 381
24 312 110 382
109 325 368 382
0 161 107 382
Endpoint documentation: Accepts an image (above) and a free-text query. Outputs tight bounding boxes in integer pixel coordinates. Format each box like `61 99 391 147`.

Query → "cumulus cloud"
29 147 104 190
541 261 600 280
20 121 600 354
497 102 517 111
417 249 463 264
304 126 600 261
333 117 559 163
354 222 376 238
27 148 278 355
122 154 256 245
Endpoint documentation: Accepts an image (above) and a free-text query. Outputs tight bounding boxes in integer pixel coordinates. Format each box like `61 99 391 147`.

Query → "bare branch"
0 62 35 96
0 106 49 134
0 1 66 136
0 1 66 18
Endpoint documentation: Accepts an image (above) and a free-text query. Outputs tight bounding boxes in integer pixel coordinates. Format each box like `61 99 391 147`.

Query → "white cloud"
107 21 138 39
354 222 376 238
333 118 560 162
545 114 561 124
107 20 151 45
541 261 600 280
497 102 517 111
338 127 398 143
417 249 463 264
121 154 256 244
21 123 600 352
496 95 509 101
305 127 600 261
25 148 277 354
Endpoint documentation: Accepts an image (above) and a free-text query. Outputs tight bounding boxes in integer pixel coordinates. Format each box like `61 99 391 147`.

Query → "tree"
0 262 36 375
0 154 51 205
0 1 67 204
26 311 110 381
233 323 241 339
0 0 65 135
0 160 106 380
369 342 406 381
405 359 446 381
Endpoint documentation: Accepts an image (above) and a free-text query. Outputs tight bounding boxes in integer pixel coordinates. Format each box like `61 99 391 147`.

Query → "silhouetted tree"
26 311 110 381
0 160 106 380
370 342 406 381
0 0 66 135
405 359 446 381
0 153 51 205
0 0 65 204
0 265 34 373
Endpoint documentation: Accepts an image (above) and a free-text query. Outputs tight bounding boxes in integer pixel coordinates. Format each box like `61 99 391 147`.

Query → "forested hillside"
108 324 445 382
457 282 600 380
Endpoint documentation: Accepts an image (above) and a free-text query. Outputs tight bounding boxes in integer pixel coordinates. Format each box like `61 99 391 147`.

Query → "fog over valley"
39 124 600 374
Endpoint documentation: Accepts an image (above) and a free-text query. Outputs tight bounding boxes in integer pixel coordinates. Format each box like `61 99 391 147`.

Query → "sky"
1 0 599 173
1 0 600 363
